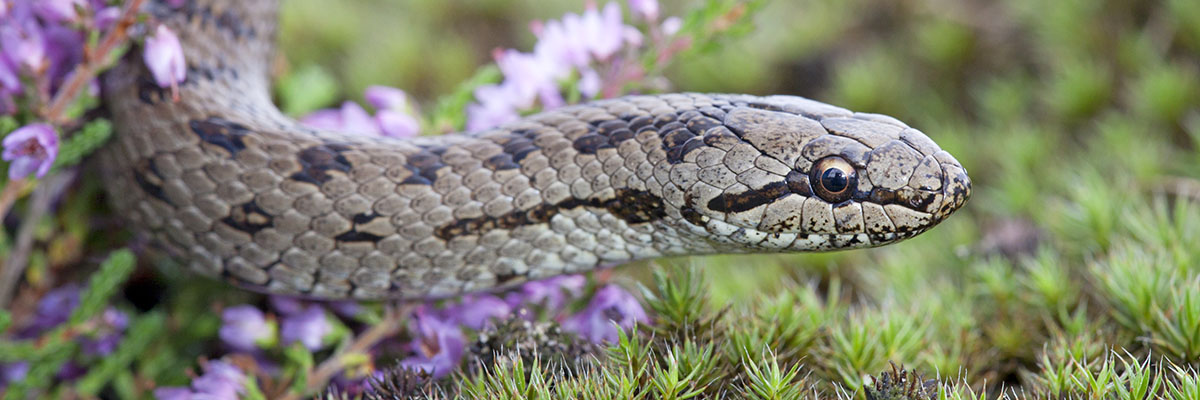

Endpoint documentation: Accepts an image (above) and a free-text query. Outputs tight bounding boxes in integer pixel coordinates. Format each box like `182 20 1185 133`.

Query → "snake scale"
99 0 971 300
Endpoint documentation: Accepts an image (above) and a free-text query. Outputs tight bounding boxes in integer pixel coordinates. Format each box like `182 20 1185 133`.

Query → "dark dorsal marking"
498 136 540 164
401 148 447 183
291 144 353 185
136 75 170 105
133 159 170 203
190 117 251 156
434 189 665 240
222 201 272 234
330 213 387 243
495 272 525 285
335 231 385 243
662 109 729 164
572 114 666 155
571 134 611 155
707 181 791 213
352 212 379 224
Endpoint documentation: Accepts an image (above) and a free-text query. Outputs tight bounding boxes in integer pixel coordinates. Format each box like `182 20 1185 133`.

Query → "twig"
279 303 410 399
43 0 146 125
0 178 31 220
0 172 76 308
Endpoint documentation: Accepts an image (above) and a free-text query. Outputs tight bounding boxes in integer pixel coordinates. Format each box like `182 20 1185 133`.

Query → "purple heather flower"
0 56 18 93
220 305 274 351
281 305 331 351
0 18 46 73
41 24 84 86
92 5 120 30
300 101 382 136
364 85 409 111
154 360 245 400
563 284 648 344
508 274 586 311
33 0 86 23
268 295 304 316
329 300 363 319
192 360 246 399
442 294 511 330
628 0 659 21
153 387 193 400
400 308 465 377
0 362 29 390
81 308 129 356
143 25 185 88
3 122 59 179
28 283 78 333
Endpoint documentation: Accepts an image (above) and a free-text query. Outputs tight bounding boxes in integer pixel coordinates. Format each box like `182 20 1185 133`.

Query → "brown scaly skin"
99 0 970 299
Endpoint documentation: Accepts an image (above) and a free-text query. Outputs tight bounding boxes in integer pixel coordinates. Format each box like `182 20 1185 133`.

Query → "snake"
98 0 971 300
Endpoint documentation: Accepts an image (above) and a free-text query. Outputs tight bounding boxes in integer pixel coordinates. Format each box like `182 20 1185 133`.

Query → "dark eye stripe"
707 181 791 213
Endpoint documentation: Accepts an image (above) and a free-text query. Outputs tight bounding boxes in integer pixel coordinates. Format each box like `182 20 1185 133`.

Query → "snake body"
99 0 970 300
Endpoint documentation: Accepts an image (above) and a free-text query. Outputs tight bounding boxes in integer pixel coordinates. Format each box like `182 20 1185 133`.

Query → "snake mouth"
938 161 972 218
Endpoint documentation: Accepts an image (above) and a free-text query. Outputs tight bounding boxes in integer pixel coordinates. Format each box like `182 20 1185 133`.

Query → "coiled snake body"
100 0 971 300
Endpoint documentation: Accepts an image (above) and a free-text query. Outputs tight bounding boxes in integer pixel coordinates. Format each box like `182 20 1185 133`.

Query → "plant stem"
281 303 409 399
43 0 146 125
0 172 74 308
0 178 31 220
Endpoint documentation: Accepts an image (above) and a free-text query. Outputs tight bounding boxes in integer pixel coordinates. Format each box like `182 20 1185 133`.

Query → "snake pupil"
821 168 848 193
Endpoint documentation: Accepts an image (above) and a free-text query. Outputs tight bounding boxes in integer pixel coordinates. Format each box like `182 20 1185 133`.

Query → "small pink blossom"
143 25 185 89
300 101 382 136
628 0 659 21
364 85 409 111
661 16 683 36
580 3 625 60
578 67 601 98
363 85 420 137
3 123 58 179
465 84 520 131
375 110 419 138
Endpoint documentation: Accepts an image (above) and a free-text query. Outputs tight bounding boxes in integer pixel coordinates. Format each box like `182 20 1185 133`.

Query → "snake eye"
810 156 857 203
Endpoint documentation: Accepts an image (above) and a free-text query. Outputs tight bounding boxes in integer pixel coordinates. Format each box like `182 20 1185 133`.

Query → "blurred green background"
271 0 1200 395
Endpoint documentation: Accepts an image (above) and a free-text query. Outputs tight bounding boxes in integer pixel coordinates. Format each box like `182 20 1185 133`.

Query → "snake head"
670 95 970 251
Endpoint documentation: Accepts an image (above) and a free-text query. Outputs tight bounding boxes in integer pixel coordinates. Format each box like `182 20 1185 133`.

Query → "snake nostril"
938 162 972 213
